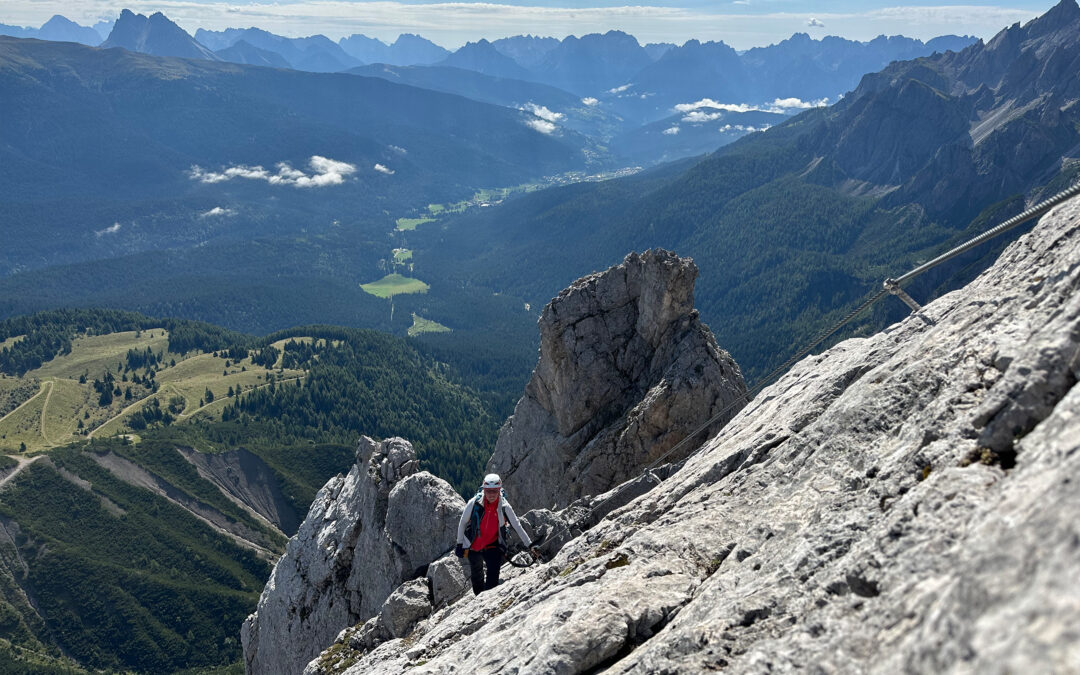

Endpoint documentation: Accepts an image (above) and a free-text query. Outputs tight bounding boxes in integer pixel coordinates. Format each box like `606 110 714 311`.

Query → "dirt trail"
0 381 47 426
0 454 44 490
39 381 55 445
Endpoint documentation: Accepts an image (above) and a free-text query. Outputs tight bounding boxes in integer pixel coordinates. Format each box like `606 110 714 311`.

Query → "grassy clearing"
360 274 430 299
0 386 46 452
0 331 311 450
155 353 303 415
427 203 445 215
395 217 435 231
393 248 413 263
39 379 87 446
408 314 451 337
32 330 173 381
0 335 25 351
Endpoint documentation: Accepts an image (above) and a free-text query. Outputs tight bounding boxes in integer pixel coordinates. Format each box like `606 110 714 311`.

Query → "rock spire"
489 248 747 512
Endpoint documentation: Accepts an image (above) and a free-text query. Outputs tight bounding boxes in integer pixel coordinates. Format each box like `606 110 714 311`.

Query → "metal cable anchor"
884 278 934 325
883 278 922 312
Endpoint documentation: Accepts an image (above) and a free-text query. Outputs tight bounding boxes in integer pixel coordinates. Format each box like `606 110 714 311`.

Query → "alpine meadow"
2 1 1079 673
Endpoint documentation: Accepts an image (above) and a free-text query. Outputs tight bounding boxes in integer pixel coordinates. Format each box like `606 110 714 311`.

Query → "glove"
530 546 542 560
454 544 464 558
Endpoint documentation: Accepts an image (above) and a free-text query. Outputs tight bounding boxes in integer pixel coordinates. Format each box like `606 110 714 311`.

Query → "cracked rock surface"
489 248 747 512
242 436 463 675
315 199 1080 673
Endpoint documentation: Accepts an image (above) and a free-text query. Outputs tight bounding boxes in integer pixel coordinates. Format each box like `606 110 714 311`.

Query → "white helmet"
481 473 502 489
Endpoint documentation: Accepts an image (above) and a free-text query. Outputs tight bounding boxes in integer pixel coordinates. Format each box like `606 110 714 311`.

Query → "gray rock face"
241 436 464 675
426 556 470 610
317 197 1080 674
490 249 747 512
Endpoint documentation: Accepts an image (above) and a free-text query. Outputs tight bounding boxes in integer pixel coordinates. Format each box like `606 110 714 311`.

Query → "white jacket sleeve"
502 500 532 547
457 496 475 547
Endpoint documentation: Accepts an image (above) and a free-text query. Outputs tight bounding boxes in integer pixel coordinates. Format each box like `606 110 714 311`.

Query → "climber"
455 473 539 595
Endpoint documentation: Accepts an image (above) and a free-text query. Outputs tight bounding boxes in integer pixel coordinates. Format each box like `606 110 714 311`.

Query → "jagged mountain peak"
103 8 219 61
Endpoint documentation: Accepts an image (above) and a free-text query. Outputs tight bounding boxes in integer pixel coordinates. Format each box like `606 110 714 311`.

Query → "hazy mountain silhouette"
437 38 533 79
532 30 653 95
348 63 623 139
195 27 360 72
215 39 291 68
338 32 449 65
102 10 219 60
490 34 559 70
0 14 103 45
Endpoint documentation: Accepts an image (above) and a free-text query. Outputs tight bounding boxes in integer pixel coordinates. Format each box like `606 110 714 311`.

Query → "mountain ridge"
102 9 219 61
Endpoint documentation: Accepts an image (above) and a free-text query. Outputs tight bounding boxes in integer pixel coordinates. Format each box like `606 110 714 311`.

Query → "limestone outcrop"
241 437 464 675
489 249 747 512
306 197 1080 673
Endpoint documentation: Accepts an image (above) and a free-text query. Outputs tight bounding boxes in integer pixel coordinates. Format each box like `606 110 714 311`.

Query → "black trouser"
468 546 503 595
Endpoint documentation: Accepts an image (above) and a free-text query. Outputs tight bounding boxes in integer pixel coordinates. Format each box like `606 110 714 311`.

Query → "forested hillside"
0 309 517 672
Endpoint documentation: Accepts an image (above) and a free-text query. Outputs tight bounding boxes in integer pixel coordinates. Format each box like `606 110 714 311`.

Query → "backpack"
465 489 509 544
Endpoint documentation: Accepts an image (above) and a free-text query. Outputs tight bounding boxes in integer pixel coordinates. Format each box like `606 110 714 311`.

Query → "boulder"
426 556 470 610
241 436 464 675
379 579 433 639
489 249 747 512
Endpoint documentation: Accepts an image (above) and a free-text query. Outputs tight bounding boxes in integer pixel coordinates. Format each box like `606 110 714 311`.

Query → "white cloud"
189 155 357 188
199 206 236 218
95 222 121 237
808 17 825 28
608 84 632 94
674 96 828 116
771 96 829 109
720 123 772 133
675 98 756 114
525 118 558 134
682 110 725 123
388 145 408 155
374 163 395 175
581 97 599 106
662 126 680 135
520 102 564 123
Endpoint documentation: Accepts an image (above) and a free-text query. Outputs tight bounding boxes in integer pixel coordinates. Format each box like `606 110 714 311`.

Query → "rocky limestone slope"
490 249 747 512
241 437 463 675
309 197 1080 673
178 446 301 535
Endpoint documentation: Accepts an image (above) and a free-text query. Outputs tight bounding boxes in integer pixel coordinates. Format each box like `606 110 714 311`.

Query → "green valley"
0 308 516 673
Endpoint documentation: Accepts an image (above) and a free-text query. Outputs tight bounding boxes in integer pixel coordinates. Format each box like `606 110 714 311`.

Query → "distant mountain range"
338 32 450 66
0 14 110 44
401 0 1080 381
195 26 361 72
4 2 1067 363
1 8 980 165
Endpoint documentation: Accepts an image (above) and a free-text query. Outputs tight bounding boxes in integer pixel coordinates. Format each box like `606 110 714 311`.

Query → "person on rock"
455 473 538 595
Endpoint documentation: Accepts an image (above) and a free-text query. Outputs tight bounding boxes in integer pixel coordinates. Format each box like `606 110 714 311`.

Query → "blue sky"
2 1 1055 49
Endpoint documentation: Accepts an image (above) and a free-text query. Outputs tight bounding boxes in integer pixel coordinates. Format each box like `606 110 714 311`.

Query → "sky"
0 1 1056 49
